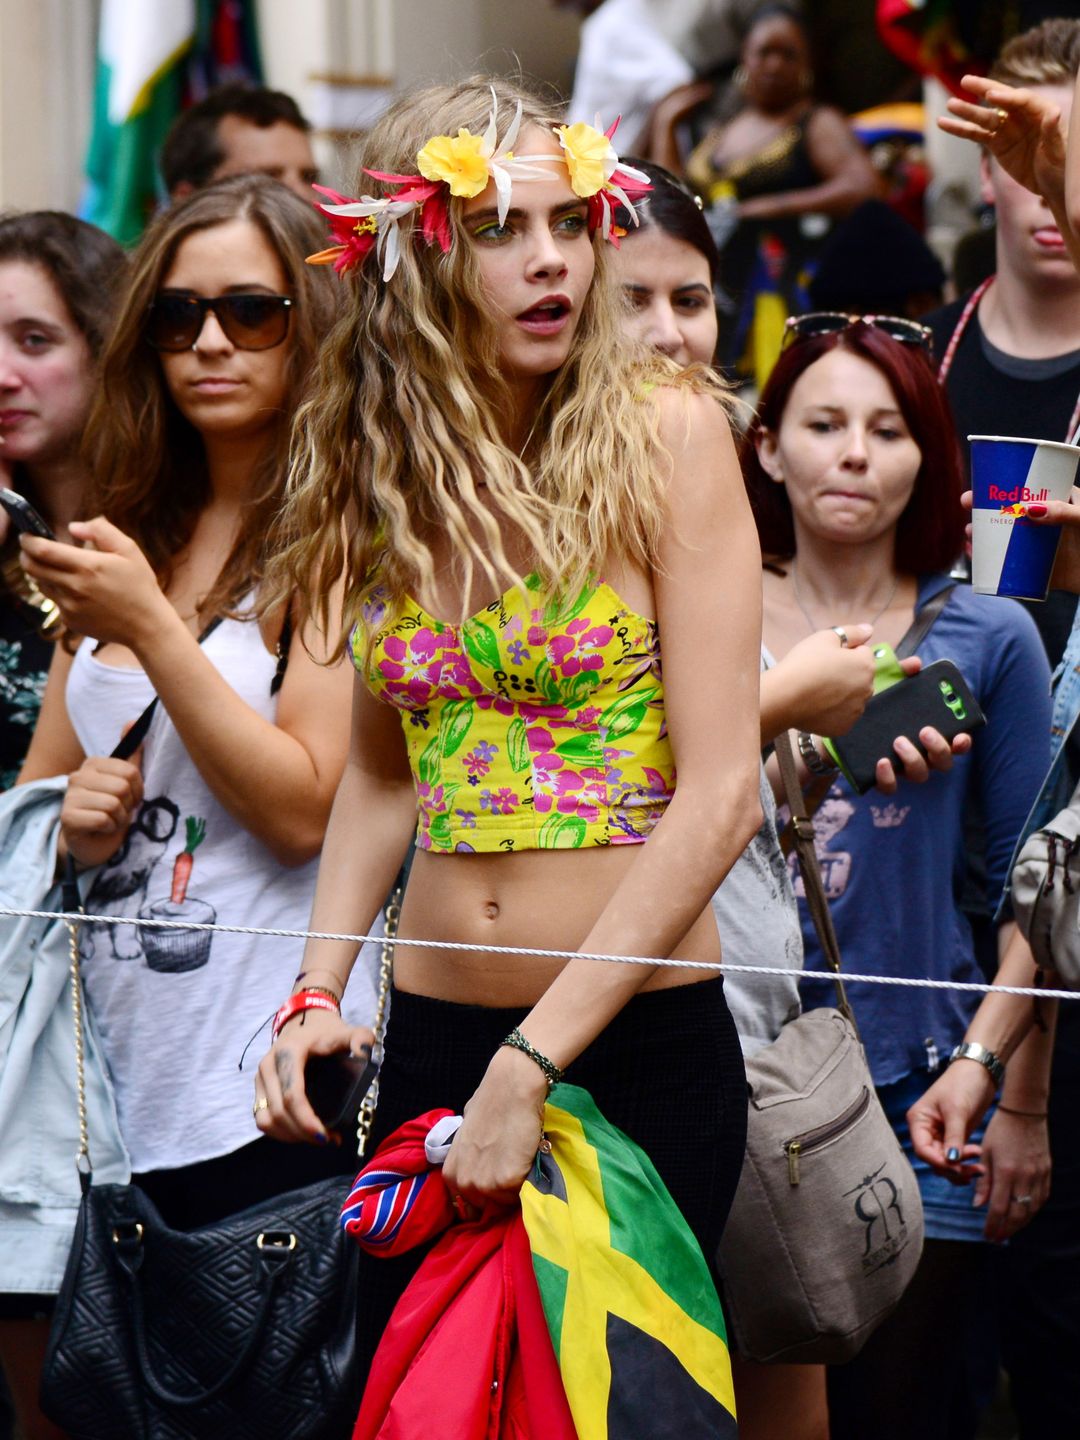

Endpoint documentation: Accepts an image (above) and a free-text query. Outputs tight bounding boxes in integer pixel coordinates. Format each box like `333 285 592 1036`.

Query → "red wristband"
272 990 341 1042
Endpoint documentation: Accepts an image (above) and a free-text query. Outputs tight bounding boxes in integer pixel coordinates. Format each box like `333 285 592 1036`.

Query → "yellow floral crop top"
352 573 676 853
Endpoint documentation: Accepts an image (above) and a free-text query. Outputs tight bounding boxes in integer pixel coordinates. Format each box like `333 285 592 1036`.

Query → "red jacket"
346 1113 577 1440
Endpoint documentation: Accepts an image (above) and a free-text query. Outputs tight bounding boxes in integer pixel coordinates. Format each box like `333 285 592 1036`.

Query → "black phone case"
829 659 986 795
0 487 55 540
304 1052 379 1135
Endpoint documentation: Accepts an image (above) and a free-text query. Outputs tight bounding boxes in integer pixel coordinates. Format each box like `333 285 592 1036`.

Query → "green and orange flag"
521 1086 737 1438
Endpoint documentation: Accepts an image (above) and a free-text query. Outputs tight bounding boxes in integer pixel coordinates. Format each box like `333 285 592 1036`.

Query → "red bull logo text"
987 485 1051 503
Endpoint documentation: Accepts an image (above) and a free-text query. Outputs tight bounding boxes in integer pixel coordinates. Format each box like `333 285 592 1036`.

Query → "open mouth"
516 297 572 334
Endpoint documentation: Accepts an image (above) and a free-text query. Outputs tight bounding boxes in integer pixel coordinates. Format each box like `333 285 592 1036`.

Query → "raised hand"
939 74 1067 210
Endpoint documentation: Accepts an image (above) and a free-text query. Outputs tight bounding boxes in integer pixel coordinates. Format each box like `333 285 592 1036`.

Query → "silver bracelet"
949 1041 1006 1088
797 730 838 777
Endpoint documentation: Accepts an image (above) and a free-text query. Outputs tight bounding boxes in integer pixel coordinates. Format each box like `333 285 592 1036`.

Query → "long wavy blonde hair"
269 76 728 646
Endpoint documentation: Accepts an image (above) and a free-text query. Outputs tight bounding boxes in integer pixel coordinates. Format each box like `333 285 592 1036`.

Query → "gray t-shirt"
712 714 803 1056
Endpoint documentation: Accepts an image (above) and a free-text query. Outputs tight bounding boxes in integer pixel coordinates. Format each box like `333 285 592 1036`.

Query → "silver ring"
1011 1193 1033 1206
831 625 850 648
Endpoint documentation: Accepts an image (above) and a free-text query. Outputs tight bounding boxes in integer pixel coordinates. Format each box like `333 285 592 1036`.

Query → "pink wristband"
272 990 341 1042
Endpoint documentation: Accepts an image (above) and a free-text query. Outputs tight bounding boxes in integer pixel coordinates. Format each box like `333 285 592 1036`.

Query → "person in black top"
929 20 1080 1438
926 20 1080 671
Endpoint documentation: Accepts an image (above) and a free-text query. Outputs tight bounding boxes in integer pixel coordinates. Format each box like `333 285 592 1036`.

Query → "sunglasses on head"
782 312 933 355
145 293 294 352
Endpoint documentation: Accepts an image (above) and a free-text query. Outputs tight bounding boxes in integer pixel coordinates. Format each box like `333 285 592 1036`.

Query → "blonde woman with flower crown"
256 76 764 1377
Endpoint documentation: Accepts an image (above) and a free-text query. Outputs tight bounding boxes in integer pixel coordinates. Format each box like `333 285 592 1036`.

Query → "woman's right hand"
60 752 144 869
255 1007 375 1146
650 79 716 130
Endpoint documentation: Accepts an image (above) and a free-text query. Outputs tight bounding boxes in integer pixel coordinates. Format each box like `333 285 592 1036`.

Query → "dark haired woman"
0 211 126 789
743 317 1054 1440
647 4 876 385
8 177 360 1440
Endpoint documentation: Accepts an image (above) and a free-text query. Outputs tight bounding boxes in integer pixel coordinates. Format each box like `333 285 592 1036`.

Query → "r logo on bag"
844 1163 911 1275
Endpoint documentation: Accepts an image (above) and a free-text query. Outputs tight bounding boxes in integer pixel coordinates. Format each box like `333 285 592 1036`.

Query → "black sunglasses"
145 293 294 352
782 312 933 355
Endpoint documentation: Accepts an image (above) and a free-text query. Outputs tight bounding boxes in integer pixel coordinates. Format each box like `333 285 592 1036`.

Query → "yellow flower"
417 129 490 198
556 122 612 198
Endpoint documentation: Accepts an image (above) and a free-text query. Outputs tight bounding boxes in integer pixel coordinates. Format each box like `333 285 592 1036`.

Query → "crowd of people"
2 6 1080 1439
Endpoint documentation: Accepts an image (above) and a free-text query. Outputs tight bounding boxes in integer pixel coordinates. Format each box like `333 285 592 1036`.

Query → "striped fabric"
341 1111 455 1258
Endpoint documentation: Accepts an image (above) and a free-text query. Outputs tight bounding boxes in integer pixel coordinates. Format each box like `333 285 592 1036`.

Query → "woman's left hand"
861 654 972 794
442 1046 549 1215
908 1060 995 1182
976 1106 1051 1243
20 516 172 648
874 725 972 795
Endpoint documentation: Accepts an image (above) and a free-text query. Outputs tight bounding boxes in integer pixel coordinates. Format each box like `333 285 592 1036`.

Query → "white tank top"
66 612 379 1172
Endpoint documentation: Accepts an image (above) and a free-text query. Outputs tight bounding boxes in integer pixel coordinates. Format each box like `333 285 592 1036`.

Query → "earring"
734 65 748 90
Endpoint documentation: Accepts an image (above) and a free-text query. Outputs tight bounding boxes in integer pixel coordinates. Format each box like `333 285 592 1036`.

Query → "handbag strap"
894 584 954 661
355 884 400 1159
774 728 857 1030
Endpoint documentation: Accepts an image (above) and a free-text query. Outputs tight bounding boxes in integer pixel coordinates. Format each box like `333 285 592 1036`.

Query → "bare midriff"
394 845 722 1007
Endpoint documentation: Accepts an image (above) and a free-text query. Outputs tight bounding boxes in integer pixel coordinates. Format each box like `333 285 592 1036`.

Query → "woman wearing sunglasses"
12 176 360 1437
743 314 1054 1440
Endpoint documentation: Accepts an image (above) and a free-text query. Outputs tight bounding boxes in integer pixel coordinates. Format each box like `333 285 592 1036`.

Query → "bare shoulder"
653 383 736 459
806 104 854 138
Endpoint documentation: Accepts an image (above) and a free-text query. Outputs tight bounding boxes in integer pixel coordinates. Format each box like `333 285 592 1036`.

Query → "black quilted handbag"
38 785 399 1440
40 1174 359 1440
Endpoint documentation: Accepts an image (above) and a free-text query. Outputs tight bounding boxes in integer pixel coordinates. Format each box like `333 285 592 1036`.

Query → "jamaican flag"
521 1085 737 1439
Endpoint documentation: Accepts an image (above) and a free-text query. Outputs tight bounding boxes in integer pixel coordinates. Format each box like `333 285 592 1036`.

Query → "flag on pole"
84 0 264 247
84 0 197 245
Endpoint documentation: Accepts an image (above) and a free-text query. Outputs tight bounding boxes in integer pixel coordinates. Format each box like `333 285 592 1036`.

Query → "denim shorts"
879 1068 991 1243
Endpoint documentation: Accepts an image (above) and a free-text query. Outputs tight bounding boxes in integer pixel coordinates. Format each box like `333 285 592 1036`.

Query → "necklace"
791 559 900 635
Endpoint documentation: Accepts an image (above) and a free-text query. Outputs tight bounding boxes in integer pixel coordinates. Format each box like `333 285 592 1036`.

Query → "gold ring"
831 625 850 648
252 1096 269 1116
1012 1193 1033 1206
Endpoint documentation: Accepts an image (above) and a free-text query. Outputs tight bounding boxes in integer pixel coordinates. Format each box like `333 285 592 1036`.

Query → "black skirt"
356 976 748 1377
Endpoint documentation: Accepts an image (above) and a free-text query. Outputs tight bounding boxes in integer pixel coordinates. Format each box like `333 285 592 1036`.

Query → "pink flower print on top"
463 740 498 785
547 618 615 678
480 786 519 816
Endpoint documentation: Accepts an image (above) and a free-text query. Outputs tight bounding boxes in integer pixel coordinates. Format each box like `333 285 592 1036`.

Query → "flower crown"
307 91 651 282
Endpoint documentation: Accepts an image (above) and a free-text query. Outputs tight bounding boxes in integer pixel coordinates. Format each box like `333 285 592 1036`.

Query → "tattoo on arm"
275 1049 295 1095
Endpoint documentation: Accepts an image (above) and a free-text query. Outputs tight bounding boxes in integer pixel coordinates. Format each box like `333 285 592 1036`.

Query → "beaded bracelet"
500 1028 563 1092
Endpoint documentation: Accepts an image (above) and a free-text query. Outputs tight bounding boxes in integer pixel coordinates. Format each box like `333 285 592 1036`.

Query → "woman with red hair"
743 316 1053 1440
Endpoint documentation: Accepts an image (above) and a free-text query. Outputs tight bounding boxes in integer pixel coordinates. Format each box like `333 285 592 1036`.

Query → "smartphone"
826 659 987 794
305 1051 379 1136
0 487 55 540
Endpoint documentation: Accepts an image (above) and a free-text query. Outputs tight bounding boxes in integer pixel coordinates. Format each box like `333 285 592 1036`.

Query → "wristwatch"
948 1041 1006 1088
797 730 838 777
